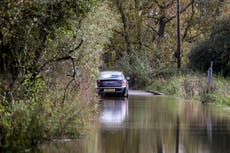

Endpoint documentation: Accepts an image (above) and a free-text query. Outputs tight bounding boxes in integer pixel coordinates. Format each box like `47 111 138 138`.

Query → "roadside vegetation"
146 73 230 105
147 16 230 105
0 0 119 152
103 0 229 105
0 0 230 152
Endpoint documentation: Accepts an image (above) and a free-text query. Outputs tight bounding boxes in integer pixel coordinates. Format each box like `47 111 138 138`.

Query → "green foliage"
147 73 230 106
147 76 183 96
0 89 95 152
0 0 100 98
105 36 177 88
0 100 45 152
102 0 229 89
189 16 230 76
0 0 119 152
204 77 230 105
114 54 152 88
77 2 120 78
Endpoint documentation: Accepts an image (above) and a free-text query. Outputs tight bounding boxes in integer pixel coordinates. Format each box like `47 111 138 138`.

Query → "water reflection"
99 97 128 129
40 95 230 153
97 96 180 153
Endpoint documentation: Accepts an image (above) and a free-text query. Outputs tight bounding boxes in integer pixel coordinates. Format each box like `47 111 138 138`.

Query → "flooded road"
41 91 230 153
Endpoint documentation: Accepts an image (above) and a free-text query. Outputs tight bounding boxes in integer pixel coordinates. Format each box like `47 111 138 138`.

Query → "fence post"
207 61 213 92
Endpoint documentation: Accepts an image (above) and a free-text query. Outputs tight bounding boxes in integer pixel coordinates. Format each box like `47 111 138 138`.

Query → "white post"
207 61 213 85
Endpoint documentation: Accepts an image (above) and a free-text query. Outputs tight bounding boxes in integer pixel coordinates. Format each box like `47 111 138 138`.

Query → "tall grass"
147 73 230 105
0 78 98 152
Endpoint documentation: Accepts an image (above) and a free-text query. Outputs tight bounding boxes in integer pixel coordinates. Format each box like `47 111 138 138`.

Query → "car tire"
122 89 128 97
98 93 104 97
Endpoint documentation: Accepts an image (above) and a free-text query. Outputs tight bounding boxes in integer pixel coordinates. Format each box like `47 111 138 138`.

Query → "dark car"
96 71 129 97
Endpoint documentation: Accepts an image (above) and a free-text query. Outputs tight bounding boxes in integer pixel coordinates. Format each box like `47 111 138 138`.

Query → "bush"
189 16 230 76
147 73 230 105
0 89 95 153
0 2 118 152
146 75 183 96
108 54 152 88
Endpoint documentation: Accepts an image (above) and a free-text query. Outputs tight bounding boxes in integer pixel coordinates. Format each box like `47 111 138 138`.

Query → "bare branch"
184 32 203 43
182 2 195 40
71 58 77 79
62 78 74 104
143 43 154 50
68 39 83 54
164 0 175 9
165 0 194 23
153 0 174 9
145 2 154 9
153 0 163 9
38 38 83 73
113 29 124 36
62 58 76 104
146 24 159 35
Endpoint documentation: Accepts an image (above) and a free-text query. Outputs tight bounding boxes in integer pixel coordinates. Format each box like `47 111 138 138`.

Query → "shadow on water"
40 93 230 153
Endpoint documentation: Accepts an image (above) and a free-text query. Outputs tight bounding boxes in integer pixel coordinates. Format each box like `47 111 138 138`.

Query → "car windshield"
99 73 123 80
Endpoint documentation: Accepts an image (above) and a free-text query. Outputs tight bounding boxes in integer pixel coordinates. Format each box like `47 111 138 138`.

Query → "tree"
0 1 119 151
106 0 197 81
189 16 230 76
0 0 98 100
106 0 227 67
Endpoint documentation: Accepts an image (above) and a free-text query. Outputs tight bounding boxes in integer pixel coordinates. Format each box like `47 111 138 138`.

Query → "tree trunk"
115 0 131 54
135 0 142 51
158 17 166 38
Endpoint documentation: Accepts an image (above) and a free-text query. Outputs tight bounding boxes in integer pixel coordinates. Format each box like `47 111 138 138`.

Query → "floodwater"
40 90 230 153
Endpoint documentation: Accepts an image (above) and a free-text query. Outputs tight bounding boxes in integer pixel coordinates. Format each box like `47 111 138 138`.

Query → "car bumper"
96 87 127 94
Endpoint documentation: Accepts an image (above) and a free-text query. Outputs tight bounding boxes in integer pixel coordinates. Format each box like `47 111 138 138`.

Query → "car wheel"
98 93 104 97
122 89 128 97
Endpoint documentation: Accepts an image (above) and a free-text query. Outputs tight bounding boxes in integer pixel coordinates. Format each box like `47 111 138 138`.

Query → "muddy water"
40 91 230 153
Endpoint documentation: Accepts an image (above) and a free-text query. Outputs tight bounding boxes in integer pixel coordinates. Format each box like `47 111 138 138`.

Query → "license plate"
104 88 115 92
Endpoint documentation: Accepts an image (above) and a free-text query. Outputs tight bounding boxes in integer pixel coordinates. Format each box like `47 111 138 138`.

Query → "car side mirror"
126 77 130 81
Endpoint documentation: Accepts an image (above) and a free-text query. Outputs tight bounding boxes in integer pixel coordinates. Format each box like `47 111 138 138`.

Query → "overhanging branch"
38 39 84 73
182 1 195 40
68 39 83 54
62 57 76 104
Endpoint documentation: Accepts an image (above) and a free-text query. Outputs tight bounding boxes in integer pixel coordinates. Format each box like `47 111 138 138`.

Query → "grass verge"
146 73 230 106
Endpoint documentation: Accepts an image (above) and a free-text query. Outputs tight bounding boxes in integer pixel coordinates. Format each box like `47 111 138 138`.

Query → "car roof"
100 71 123 75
